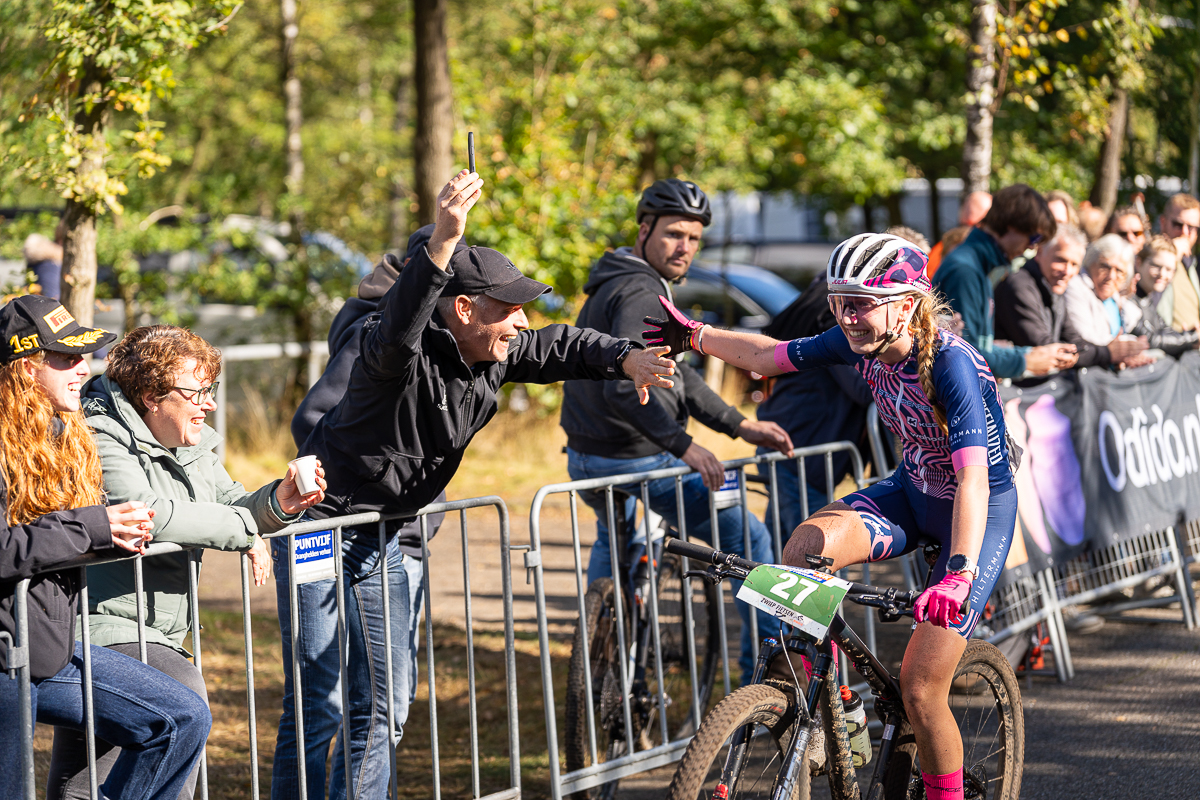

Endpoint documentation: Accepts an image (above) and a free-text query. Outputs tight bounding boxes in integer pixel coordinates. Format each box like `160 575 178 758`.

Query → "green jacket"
79 375 297 653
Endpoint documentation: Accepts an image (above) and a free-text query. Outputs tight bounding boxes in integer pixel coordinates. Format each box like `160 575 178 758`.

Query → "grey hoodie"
560 247 745 459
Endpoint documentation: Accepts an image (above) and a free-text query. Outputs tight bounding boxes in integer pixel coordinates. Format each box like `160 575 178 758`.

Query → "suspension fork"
716 640 784 791
769 645 839 800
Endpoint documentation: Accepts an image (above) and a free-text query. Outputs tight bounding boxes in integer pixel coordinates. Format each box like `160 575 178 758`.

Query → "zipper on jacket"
455 374 477 449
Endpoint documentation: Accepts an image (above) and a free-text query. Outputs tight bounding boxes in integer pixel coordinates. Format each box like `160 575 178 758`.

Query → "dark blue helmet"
637 179 712 226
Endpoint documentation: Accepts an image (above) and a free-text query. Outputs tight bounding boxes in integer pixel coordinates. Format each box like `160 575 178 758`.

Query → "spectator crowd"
930 186 1200 383
4 170 1200 800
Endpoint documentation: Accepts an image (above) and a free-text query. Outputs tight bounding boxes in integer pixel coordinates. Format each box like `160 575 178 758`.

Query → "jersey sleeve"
774 326 859 374
932 340 995 472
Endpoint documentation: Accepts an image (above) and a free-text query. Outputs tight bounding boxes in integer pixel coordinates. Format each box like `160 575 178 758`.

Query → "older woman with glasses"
48 325 327 800
1064 234 1149 355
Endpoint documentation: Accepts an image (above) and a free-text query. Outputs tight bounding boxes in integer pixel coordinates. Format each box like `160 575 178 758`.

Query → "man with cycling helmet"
644 233 1017 800
560 178 792 681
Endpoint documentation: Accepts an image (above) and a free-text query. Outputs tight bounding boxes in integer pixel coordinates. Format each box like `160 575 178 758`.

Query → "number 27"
768 573 818 605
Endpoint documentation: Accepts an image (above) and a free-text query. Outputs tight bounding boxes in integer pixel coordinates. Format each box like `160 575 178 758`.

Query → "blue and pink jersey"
774 327 1015 500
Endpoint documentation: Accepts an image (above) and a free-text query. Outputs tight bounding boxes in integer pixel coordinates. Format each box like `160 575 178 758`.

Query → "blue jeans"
755 452 830 545
0 642 210 800
566 448 778 681
270 531 424 800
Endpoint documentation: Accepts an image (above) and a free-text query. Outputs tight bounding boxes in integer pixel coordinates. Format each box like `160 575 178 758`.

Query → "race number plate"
736 565 851 643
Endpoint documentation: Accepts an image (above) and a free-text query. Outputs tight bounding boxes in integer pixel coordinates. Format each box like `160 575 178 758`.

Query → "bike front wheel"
666 683 812 800
883 639 1024 800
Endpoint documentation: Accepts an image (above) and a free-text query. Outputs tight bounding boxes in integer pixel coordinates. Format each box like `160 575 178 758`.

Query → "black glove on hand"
643 295 705 355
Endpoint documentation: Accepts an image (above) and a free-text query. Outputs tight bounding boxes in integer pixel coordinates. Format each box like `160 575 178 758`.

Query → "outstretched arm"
644 295 828 375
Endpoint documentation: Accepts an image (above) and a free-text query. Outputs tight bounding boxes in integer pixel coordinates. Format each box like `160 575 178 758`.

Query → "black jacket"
1130 288 1200 356
300 246 633 525
994 262 1115 372
560 248 745 459
0 472 113 680
292 254 445 556
756 278 874 489
292 254 404 448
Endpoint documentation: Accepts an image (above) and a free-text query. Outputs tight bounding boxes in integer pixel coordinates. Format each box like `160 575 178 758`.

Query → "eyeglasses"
1166 218 1199 234
1027 233 1044 248
172 382 219 405
1115 228 1145 242
829 294 901 322
1092 262 1130 279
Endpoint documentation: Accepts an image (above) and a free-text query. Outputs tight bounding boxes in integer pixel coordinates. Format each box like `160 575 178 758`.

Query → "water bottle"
840 685 872 767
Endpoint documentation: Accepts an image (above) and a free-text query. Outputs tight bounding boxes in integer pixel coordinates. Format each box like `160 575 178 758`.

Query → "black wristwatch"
614 342 637 379
946 554 979 581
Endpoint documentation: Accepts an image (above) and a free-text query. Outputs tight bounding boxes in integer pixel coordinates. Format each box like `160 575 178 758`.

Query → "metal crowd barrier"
525 443 871 800
1050 527 1197 631
6 495 519 800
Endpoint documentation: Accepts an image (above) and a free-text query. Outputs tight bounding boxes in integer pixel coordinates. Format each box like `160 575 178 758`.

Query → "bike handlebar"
664 537 759 572
664 538 920 608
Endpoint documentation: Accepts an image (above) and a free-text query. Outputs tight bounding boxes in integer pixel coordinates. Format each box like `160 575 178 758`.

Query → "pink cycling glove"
913 573 973 628
643 295 705 354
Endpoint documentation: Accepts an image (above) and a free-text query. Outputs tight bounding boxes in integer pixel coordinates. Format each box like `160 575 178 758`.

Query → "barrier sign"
1001 351 1200 579
293 529 336 583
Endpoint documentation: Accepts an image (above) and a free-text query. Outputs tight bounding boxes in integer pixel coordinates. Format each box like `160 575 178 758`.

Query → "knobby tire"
564 556 721 800
666 682 813 800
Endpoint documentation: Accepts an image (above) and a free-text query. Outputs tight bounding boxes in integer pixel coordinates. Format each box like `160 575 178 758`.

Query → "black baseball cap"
0 294 116 363
443 246 551 305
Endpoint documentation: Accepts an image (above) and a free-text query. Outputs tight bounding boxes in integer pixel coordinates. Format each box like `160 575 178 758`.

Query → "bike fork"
714 639 780 795
770 647 837 800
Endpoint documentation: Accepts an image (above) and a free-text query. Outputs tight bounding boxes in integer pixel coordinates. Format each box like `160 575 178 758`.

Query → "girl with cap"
644 234 1019 800
0 295 212 800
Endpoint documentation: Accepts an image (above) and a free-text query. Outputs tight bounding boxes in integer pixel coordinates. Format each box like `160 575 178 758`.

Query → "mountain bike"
564 494 723 800
663 539 1024 800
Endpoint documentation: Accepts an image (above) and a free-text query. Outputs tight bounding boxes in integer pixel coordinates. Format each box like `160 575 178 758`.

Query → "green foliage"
1 0 1196 324
1 0 239 215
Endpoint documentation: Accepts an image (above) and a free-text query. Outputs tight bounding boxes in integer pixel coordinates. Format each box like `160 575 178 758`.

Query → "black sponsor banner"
998 352 1200 583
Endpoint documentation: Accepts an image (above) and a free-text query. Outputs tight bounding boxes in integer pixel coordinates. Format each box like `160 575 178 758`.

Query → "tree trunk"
638 132 658 191
928 173 942 244
59 66 109 328
389 71 412 250
962 0 997 195
885 193 903 229
1090 86 1128 216
413 0 454 226
1189 71 1199 194
281 0 304 203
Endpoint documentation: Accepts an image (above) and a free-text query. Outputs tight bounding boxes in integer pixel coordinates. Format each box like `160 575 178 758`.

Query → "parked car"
672 262 801 404
674 261 801 331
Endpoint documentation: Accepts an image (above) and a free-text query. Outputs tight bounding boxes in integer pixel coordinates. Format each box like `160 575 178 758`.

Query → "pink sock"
921 767 963 800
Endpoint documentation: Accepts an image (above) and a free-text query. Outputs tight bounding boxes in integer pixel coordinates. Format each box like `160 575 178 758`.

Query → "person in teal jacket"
48 325 327 800
932 183 1076 379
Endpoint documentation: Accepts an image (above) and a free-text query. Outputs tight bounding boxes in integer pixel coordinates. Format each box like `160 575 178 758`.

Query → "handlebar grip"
664 538 719 564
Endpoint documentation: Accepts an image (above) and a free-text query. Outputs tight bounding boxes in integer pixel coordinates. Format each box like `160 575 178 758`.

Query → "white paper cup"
289 455 321 496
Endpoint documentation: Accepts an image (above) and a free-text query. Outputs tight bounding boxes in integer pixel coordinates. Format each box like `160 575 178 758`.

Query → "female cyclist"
643 233 1018 800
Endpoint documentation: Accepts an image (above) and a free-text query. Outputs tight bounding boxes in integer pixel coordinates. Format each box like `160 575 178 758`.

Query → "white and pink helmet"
826 233 932 297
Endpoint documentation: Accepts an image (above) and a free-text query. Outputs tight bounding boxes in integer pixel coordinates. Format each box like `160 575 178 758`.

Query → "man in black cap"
273 171 676 800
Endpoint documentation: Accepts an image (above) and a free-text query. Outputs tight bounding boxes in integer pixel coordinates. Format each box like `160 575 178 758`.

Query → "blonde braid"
910 293 953 435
